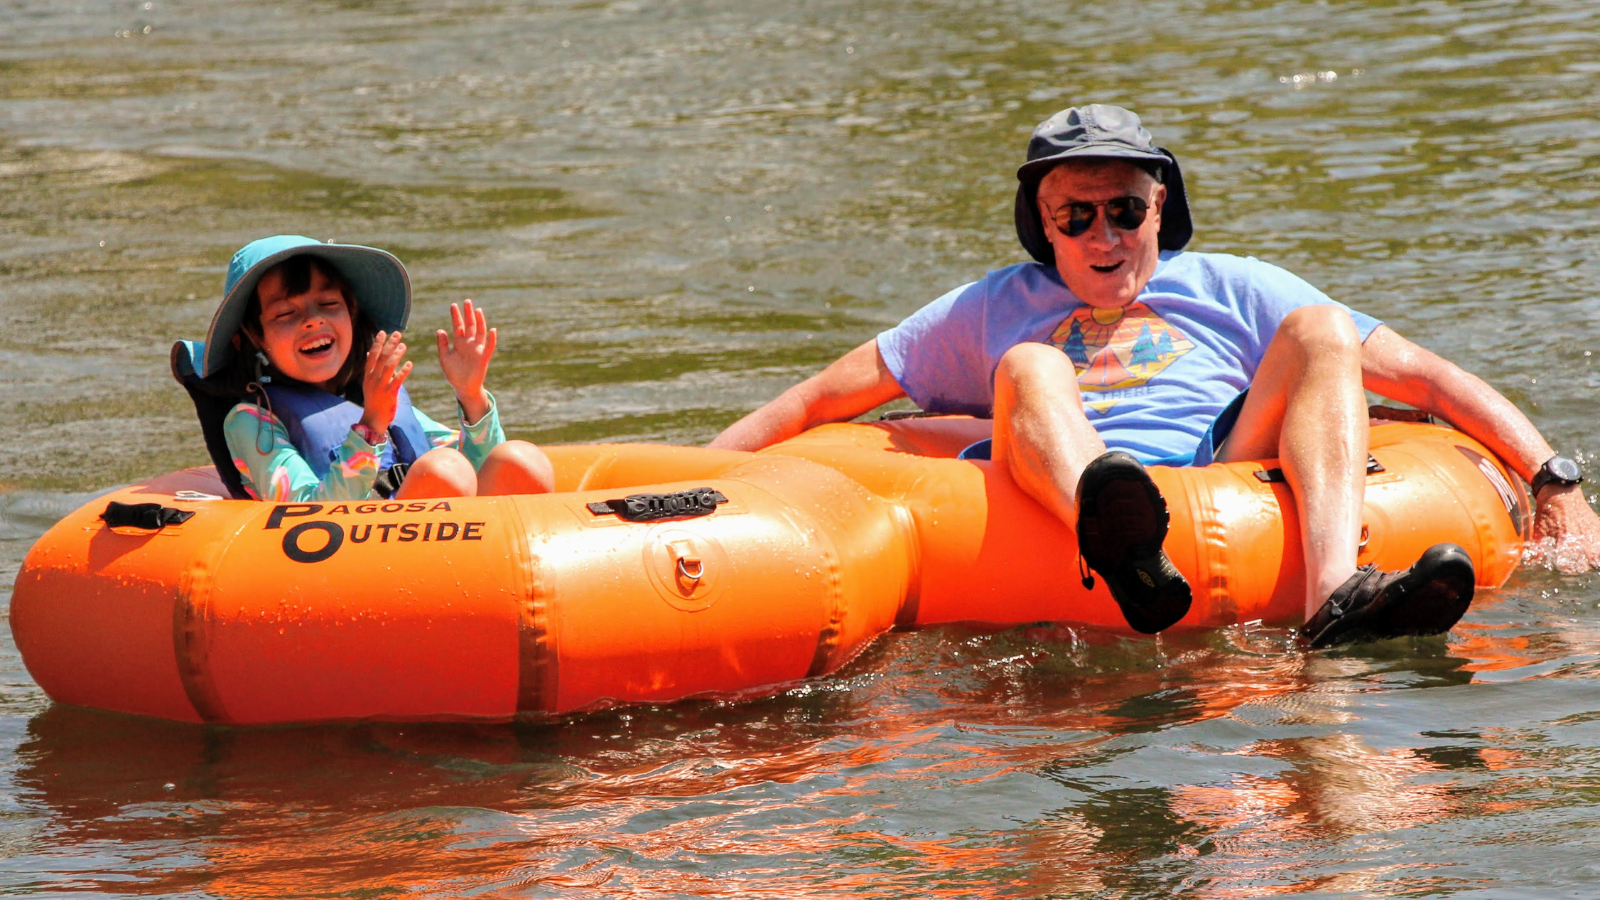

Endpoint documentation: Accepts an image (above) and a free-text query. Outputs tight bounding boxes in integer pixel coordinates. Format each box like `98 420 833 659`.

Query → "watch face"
1549 456 1583 483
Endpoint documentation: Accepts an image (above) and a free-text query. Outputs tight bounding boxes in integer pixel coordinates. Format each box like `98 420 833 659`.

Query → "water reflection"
7 625 1504 897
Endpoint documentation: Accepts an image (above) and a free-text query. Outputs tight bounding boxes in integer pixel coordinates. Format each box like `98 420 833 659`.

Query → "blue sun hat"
1013 104 1194 264
199 234 411 378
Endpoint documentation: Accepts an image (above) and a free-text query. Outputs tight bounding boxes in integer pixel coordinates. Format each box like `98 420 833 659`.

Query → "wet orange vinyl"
10 418 1527 726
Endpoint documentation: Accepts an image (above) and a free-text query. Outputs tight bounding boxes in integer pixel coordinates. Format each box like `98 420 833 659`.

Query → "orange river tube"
10 415 1528 726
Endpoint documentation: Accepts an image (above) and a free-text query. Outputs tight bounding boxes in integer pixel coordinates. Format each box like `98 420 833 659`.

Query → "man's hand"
360 330 412 436
1530 485 1600 573
436 299 495 424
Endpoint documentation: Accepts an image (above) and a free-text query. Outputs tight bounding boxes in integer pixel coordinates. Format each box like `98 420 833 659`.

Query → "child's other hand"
359 331 412 436
436 299 495 424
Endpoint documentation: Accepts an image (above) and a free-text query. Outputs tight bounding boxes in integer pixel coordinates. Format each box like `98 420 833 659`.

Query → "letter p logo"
265 504 324 530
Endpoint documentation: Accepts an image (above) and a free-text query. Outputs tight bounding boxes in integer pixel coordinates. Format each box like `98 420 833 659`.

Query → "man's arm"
1361 324 1600 571
709 339 907 451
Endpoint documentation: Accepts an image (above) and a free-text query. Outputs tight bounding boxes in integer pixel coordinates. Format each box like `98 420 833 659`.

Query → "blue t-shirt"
877 251 1383 464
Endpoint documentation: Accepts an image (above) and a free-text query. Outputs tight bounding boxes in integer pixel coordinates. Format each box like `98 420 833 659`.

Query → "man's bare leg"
1214 305 1367 617
990 342 1107 524
992 342 1191 633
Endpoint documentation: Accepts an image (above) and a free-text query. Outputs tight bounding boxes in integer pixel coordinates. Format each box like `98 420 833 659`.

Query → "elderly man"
712 105 1600 646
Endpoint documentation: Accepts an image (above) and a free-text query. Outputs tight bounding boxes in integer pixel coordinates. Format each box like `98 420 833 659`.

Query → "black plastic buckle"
586 488 728 522
1255 455 1385 484
101 501 196 530
1368 404 1434 424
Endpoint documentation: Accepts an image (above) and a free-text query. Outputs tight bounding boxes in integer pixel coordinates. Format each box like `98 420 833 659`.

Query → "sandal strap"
1323 564 1381 619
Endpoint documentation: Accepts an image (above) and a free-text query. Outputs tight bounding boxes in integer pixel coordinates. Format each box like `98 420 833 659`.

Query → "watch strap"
1531 455 1583 495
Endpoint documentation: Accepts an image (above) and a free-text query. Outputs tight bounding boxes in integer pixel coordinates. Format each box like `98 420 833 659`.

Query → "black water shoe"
1300 543 1476 649
1075 451 1193 634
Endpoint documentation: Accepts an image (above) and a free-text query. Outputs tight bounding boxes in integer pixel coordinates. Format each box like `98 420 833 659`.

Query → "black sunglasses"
1048 196 1150 237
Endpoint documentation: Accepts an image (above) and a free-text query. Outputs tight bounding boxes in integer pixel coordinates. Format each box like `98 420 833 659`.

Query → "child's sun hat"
200 234 411 378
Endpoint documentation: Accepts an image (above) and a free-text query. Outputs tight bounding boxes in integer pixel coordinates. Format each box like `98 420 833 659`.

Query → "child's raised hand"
436 299 496 424
359 330 412 436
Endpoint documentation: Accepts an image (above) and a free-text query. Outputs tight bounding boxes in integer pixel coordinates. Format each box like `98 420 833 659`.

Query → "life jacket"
171 340 430 499
262 381 429 478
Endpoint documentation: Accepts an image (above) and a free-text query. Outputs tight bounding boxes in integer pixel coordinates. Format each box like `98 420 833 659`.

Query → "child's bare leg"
393 448 478 498
478 441 555 495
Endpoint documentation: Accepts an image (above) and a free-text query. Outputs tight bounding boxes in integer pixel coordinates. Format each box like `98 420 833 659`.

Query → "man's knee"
997 342 1078 391
1275 306 1361 357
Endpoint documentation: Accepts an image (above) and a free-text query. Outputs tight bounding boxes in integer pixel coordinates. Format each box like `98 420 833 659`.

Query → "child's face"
255 265 354 388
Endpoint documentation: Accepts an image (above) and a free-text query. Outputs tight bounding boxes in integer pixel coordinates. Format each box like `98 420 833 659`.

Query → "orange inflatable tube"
10 416 1527 725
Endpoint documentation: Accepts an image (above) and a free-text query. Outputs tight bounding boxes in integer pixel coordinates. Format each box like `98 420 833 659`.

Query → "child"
196 234 553 501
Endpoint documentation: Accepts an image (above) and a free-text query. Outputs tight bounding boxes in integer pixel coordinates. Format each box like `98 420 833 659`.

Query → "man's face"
1036 160 1165 309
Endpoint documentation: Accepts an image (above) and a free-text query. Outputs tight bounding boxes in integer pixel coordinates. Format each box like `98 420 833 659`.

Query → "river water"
3 0 1600 896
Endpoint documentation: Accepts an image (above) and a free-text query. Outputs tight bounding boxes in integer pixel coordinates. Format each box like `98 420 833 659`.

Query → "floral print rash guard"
221 393 507 501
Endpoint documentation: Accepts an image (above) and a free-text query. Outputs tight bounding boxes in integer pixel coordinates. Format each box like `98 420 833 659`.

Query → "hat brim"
201 242 411 378
1014 147 1193 263
1016 144 1172 188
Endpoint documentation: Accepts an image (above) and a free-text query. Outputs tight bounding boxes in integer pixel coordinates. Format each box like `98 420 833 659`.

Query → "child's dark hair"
213 255 377 401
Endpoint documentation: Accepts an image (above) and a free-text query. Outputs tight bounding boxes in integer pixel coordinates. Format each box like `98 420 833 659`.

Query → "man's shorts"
956 389 1250 469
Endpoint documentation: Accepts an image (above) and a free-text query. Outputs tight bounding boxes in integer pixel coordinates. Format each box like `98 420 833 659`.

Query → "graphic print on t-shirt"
1046 303 1195 415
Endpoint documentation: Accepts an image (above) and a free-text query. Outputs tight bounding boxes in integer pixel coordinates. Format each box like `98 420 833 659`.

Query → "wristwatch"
1530 455 1583 495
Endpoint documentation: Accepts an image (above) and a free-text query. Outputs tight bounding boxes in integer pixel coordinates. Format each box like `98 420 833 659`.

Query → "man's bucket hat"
200 234 411 378
1014 104 1194 264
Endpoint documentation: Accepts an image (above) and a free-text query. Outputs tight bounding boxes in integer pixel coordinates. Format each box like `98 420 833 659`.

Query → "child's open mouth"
1090 262 1124 274
299 336 336 357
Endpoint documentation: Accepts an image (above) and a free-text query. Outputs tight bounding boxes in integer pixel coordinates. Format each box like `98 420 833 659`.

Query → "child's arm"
222 403 387 502
435 299 496 427
430 298 509 468
413 394 507 470
360 330 414 437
